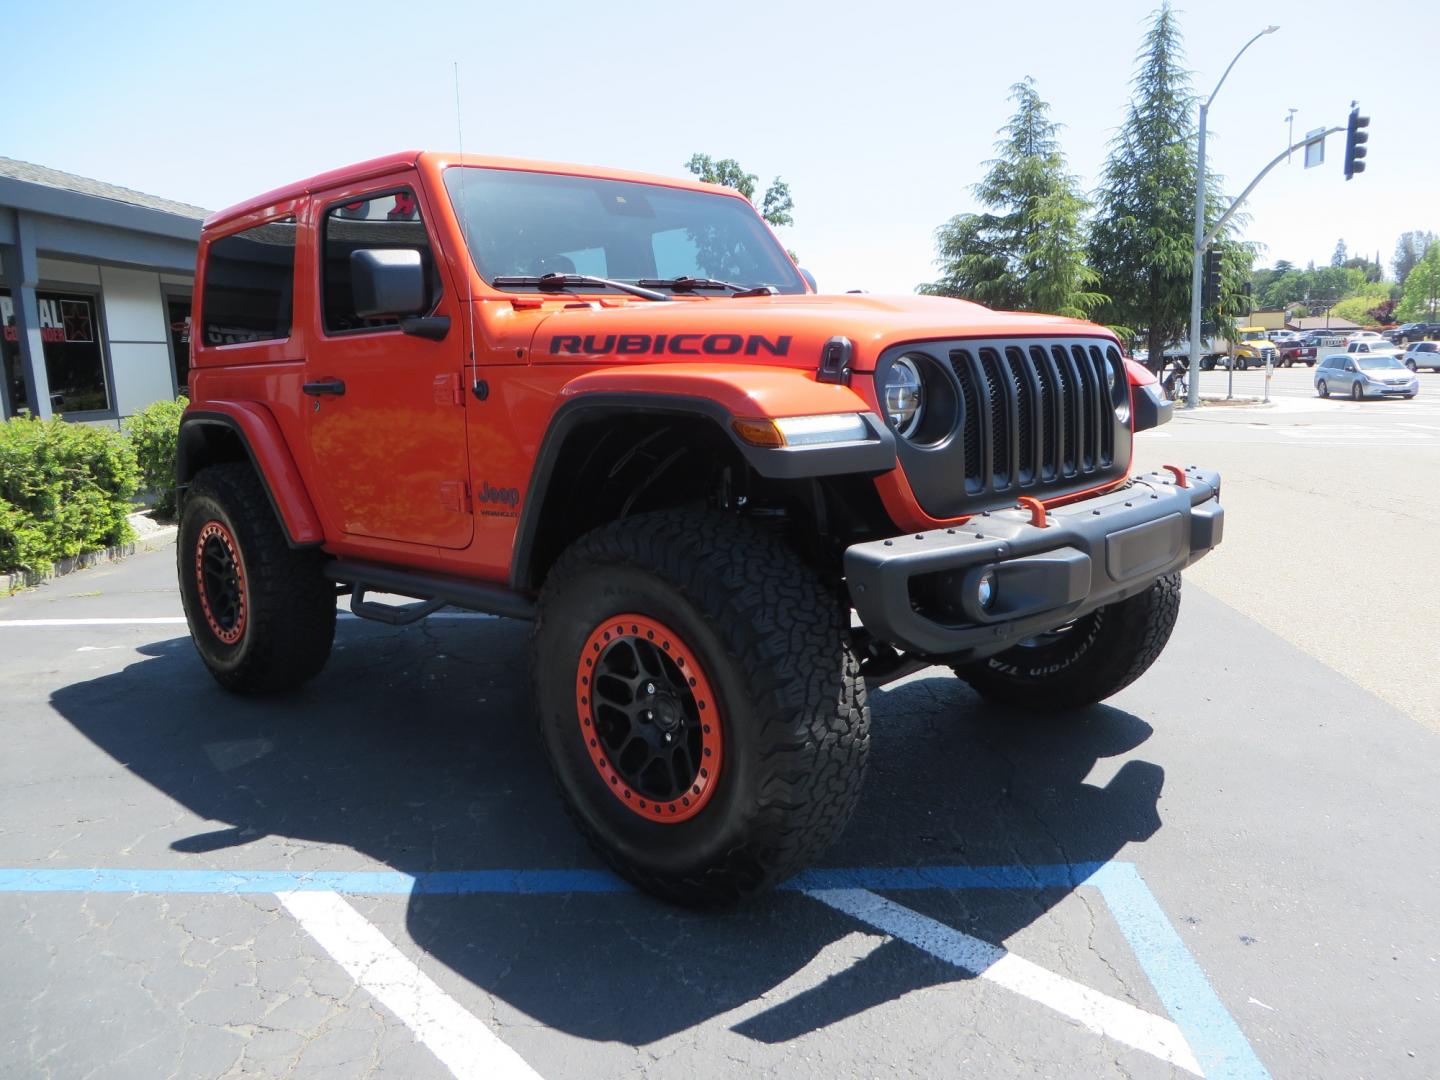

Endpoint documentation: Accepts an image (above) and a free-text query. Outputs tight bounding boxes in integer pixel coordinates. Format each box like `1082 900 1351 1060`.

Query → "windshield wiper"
637 276 776 298
491 273 668 301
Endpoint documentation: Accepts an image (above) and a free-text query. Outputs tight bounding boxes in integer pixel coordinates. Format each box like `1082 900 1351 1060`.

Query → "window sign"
1 289 112 415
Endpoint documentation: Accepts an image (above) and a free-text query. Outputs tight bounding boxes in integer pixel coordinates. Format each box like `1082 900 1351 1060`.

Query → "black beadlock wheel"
953 573 1182 712
532 510 870 904
178 463 336 693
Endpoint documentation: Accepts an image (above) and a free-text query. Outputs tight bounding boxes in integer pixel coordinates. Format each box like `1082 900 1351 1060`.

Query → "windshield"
443 167 806 295
1357 355 1404 370
1240 330 1267 342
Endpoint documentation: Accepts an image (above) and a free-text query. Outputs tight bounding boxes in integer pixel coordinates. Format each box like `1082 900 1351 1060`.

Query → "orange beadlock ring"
194 520 248 645
575 614 723 824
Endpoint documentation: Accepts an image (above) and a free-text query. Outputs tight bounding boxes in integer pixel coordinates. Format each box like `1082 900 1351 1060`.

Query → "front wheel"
532 511 869 903
953 573 1182 712
1407 360 1418 371
1351 381 1364 400
178 463 336 693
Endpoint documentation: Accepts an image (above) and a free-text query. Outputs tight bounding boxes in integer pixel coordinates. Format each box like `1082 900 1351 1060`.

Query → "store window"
165 293 192 393
200 217 297 346
1 288 112 416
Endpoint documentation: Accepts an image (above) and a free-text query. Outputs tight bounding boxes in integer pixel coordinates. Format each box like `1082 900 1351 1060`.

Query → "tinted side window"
201 218 297 345
322 190 438 334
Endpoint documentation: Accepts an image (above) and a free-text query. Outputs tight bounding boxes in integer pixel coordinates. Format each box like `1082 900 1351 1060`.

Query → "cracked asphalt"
3 383 1439 1078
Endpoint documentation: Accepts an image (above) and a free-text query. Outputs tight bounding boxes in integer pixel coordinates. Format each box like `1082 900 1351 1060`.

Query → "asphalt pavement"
3 382 1438 1079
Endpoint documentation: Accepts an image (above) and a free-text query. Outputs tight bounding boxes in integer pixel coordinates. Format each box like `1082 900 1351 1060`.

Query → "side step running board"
324 559 536 624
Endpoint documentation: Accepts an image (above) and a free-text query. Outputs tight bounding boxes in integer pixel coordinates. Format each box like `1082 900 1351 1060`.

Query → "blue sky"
9 0 1436 294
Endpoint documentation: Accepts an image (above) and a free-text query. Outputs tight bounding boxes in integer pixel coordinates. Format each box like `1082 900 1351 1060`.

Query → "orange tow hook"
1162 464 1190 489
1017 496 1048 528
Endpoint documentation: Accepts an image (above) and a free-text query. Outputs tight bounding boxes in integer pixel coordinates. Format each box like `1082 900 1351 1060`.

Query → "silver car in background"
1315 353 1419 399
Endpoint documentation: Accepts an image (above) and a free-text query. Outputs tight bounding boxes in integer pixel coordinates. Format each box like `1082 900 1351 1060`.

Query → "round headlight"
883 357 925 438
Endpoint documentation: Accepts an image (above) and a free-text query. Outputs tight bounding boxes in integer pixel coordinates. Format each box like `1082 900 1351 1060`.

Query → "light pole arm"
1201 126 1343 252
1205 28 1271 107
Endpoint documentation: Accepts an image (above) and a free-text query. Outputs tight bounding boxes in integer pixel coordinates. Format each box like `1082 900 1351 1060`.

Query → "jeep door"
303 178 473 550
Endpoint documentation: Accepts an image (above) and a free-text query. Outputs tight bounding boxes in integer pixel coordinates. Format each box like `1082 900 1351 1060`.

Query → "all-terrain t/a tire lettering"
953 573 1182 712
532 511 870 904
178 463 336 693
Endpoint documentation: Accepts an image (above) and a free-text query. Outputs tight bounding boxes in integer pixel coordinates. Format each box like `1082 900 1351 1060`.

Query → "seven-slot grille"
949 341 1118 493
879 336 1131 521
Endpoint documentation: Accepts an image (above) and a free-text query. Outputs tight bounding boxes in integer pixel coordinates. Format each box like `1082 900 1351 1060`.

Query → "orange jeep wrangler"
177 152 1222 902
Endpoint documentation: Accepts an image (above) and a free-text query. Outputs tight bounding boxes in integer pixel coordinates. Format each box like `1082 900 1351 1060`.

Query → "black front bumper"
845 468 1223 658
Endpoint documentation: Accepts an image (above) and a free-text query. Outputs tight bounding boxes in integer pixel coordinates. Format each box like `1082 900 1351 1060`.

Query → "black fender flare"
507 392 894 591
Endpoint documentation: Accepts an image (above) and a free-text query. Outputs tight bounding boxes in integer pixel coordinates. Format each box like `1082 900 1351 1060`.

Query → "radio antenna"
454 62 480 380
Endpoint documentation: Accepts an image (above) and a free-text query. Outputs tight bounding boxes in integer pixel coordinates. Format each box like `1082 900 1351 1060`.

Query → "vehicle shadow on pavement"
50 618 1164 1046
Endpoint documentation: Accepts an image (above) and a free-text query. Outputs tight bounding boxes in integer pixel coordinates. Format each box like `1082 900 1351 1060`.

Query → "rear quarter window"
201 218 297 346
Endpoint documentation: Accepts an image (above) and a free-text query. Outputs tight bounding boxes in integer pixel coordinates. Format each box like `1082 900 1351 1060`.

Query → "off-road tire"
178 463 336 693
532 511 869 904
953 573 1182 712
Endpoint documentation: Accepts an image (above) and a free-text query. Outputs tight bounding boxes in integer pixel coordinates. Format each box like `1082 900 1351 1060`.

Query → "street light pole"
1186 25 1279 410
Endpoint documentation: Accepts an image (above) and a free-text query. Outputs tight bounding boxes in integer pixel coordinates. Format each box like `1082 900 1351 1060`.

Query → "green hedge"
127 396 188 518
0 417 139 573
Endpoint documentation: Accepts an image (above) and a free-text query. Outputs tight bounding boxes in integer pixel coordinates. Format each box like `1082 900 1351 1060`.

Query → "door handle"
303 378 346 397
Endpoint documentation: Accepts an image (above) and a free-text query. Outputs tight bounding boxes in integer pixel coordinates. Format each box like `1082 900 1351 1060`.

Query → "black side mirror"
351 249 427 319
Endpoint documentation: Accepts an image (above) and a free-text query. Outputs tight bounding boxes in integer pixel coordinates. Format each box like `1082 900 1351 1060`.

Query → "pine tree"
919 78 1103 319
1089 4 1246 368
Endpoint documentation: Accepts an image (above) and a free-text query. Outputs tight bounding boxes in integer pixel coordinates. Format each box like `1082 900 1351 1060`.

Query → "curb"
1 515 177 596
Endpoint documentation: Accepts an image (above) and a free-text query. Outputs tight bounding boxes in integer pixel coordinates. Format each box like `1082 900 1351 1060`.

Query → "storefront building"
1 157 205 425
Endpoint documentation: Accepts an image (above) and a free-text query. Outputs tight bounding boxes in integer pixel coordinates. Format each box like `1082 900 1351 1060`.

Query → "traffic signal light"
1344 104 1369 180
1202 249 1223 307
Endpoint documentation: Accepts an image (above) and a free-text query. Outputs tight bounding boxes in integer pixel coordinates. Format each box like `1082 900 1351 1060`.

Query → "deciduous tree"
1392 231 1436 286
1398 244 1440 321
684 154 793 227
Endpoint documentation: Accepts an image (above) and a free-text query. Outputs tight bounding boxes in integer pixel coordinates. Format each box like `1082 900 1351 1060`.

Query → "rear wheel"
178 463 336 693
1318 380 1329 397
532 511 869 903
953 574 1182 712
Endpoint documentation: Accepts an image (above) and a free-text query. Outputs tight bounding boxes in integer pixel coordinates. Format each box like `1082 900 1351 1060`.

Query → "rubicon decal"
549 333 792 357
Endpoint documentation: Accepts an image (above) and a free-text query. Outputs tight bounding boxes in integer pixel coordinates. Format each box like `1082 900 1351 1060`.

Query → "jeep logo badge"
478 481 520 508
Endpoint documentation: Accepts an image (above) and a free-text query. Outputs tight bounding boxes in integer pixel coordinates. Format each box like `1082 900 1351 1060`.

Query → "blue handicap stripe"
1090 862 1270 1080
0 860 1267 1077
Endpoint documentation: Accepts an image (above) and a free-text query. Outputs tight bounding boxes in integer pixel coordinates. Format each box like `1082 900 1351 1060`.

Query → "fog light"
977 570 996 610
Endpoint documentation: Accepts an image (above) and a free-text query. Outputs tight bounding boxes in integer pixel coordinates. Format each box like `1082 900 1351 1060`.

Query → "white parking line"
808 888 1202 1076
278 890 542 1080
0 613 499 628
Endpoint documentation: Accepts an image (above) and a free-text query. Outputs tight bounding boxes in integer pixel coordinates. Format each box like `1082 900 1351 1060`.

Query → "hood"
522 292 1113 372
